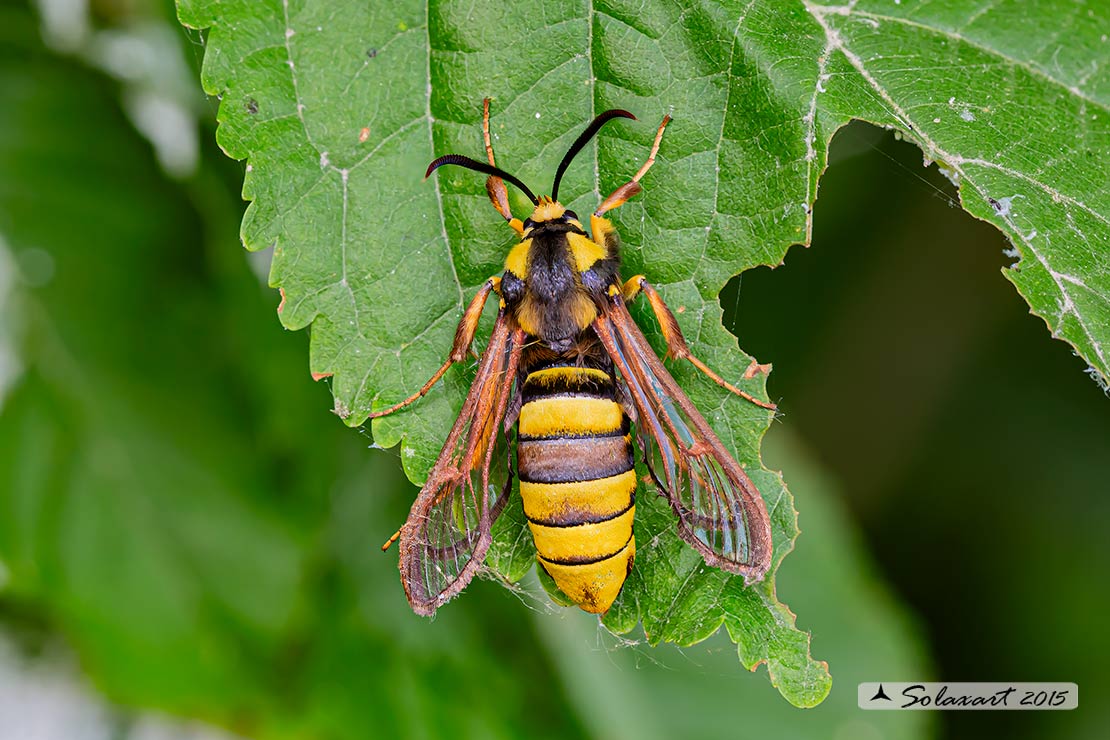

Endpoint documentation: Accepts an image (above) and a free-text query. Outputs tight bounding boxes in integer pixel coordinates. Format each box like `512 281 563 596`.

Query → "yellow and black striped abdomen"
517 365 635 613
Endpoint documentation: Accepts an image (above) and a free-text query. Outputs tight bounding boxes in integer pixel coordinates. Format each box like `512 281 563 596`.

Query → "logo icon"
870 684 893 702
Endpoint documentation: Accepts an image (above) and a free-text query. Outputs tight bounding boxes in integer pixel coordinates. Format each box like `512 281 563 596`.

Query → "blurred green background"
0 1 1106 738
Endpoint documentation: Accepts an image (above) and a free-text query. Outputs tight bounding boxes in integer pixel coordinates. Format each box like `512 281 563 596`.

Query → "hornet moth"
374 101 775 616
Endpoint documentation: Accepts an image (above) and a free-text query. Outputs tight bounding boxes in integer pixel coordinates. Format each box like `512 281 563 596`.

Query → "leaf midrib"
815 2 1110 113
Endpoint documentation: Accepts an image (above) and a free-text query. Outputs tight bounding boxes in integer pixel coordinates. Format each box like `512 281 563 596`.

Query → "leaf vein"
835 5 1109 113
425 5 465 309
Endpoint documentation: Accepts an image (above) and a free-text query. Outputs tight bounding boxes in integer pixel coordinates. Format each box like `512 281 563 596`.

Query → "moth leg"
593 113 671 224
369 277 501 419
621 275 778 411
380 529 401 552
482 98 525 236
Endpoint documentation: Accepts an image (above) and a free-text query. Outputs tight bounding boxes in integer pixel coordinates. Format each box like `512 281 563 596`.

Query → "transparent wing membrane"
594 298 772 582
399 316 524 615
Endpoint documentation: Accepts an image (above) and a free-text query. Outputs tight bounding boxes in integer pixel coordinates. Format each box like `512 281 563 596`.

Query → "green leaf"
800 0 1109 386
486 485 536 583
177 0 1106 706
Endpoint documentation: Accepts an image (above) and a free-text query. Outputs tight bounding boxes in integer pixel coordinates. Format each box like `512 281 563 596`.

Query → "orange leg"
591 114 671 245
368 277 500 419
381 529 401 552
482 98 525 236
592 114 671 224
622 275 777 411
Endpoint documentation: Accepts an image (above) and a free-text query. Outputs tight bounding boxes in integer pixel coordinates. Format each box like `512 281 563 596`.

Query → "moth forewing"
592 295 772 583
397 314 524 615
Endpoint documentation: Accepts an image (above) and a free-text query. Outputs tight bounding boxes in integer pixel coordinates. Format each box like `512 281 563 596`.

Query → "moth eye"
522 218 536 230
564 210 578 220
501 271 524 302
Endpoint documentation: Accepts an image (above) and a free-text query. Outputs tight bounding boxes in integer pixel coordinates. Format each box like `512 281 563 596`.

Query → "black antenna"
425 155 539 205
551 109 636 202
